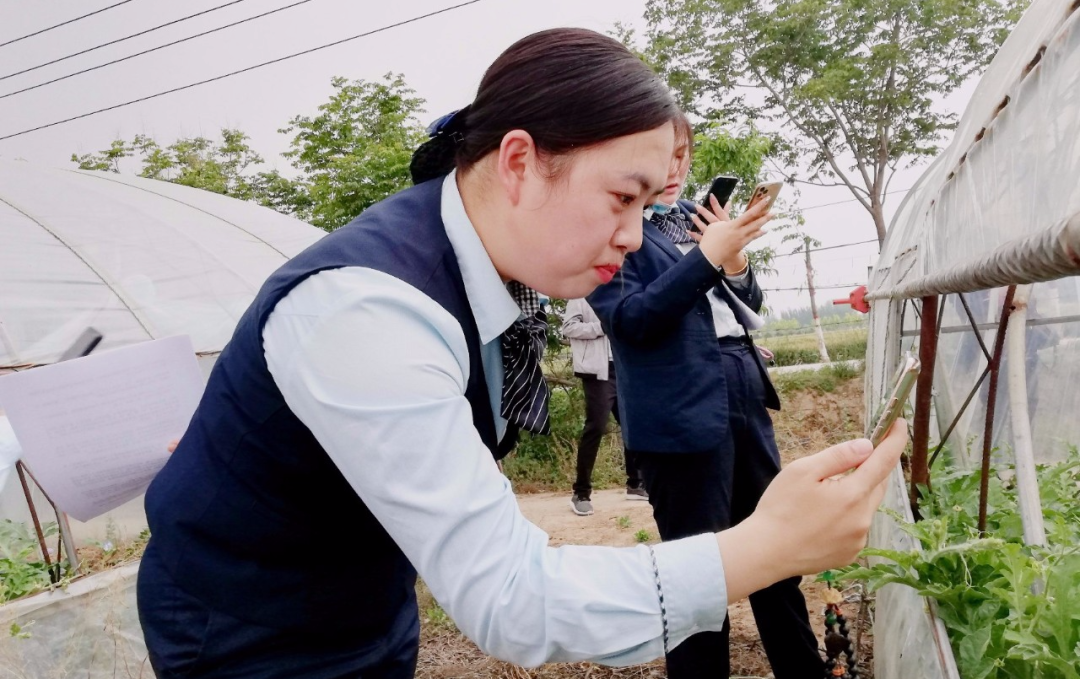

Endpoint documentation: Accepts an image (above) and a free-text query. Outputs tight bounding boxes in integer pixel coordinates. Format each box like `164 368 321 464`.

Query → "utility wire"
799 187 911 212
1 0 253 83
0 0 136 49
1 0 318 100
771 239 879 259
0 0 485 143
761 283 865 292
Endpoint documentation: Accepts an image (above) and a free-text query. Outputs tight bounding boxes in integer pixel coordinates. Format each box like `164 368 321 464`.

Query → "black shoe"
626 486 649 501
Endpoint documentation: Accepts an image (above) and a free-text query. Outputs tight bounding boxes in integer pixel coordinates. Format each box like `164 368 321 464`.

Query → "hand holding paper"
0 336 203 521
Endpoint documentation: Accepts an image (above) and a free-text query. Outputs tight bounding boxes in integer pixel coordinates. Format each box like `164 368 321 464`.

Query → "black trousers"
137 542 419 678
573 363 641 497
633 342 823 679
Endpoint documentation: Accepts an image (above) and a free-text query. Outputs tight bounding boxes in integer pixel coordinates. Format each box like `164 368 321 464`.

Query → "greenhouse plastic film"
872 212 1080 301
0 161 325 368
865 2 1080 676
868 467 960 679
872 0 1080 302
931 282 1080 469
0 564 148 679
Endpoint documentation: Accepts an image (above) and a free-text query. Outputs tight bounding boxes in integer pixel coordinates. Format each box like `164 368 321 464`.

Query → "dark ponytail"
410 28 677 184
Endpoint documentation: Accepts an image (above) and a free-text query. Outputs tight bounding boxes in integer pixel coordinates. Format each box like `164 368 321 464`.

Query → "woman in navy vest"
138 28 907 679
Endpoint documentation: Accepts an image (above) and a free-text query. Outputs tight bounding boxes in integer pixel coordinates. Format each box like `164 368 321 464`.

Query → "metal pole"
19 461 80 573
978 286 1017 537
910 295 939 518
929 368 990 469
15 461 57 582
1004 285 1047 547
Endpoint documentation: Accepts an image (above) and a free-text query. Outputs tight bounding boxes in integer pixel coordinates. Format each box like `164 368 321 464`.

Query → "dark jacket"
587 210 779 454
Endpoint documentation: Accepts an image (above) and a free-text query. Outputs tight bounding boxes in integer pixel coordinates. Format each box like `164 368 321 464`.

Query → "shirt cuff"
725 269 751 288
649 533 728 650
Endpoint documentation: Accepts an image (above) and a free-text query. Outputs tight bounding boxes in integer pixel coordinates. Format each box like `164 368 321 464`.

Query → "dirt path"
517 488 655 547
514 490 853 679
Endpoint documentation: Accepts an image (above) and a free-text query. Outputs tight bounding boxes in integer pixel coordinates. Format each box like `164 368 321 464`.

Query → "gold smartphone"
746 181 784 210
867 353 921 447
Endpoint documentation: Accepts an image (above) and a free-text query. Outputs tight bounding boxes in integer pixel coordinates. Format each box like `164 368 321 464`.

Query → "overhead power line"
771 239 879 259
799 187 912 212
0 0 485 143
0 0 136 49
0 0 255 83
1 0 318 101
761 283 865 292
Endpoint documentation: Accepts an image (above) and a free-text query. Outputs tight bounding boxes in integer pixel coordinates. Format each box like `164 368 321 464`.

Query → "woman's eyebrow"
622 172 663 196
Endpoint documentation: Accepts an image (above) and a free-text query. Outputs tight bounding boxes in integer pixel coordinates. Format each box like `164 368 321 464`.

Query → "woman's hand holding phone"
689 193 772 271
715 419 908 603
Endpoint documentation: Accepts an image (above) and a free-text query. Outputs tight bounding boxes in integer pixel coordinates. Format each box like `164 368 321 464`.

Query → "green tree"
625 0 1028 244
280 74 427 231
71 76 425 228
687 123 781 279
72 129 306 215
71 139 132 173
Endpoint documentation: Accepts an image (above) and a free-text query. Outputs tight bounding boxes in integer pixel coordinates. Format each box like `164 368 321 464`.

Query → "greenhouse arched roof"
0 160 325 367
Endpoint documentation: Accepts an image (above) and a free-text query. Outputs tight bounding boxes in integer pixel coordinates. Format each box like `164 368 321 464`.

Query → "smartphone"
867 353 920 447
746 181 784 211
702 175 738 209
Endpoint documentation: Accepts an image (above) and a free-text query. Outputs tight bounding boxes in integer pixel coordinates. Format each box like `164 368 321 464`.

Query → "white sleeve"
561 299 605 339
262 267 729 667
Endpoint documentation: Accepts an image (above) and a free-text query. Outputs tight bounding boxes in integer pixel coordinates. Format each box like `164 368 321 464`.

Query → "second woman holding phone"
589 116 822 679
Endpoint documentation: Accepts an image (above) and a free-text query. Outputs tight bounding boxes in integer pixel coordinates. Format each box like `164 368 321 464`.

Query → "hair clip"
427 109 463 139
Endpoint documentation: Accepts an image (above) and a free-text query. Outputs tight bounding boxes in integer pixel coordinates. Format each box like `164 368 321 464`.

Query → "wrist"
722 253 749 276
715 516 791 602
698 240 730 271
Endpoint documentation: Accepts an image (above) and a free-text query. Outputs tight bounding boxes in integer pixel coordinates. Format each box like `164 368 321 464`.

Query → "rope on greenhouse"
868 212 1080 301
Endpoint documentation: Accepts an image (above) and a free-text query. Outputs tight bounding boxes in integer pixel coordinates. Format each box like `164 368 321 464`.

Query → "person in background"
561 298 647 516
588 115 822 679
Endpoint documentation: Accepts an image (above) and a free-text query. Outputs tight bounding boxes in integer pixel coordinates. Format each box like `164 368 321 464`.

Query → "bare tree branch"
825 100 875 191
743 56 873 214
787 176 872 195
873 15 903 203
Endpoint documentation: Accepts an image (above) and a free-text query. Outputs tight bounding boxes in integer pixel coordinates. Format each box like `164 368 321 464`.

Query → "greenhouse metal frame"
865 0 1080 675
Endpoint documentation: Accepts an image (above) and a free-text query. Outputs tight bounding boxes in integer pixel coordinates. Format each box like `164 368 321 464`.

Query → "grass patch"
773 361 864 395
416 580 457 633
0 519 149 604
503 352 628 493
507 347 867 493
758 328 867 367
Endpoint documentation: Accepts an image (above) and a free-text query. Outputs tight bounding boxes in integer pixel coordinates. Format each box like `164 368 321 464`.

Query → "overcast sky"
0 0 977 313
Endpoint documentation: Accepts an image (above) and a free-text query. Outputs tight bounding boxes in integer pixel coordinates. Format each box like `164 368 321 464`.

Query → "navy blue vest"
144 179 498 638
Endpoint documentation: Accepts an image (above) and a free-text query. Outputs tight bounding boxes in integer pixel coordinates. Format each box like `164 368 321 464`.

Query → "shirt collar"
441 172 522 344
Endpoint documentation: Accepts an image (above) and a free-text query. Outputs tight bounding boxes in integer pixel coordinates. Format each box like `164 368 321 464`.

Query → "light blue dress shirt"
260 173 728 668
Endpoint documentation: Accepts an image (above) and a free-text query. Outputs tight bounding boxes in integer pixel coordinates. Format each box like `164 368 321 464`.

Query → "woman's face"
657 140 691 205
499 123 674 299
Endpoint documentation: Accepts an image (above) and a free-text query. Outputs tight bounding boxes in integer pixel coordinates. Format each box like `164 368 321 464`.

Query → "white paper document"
0 336 203 522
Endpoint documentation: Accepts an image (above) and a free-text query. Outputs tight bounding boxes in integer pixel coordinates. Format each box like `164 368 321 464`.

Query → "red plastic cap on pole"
832 285 870 313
